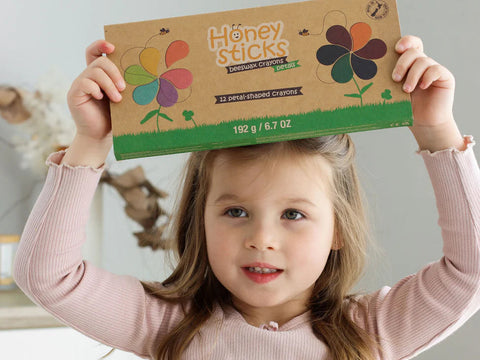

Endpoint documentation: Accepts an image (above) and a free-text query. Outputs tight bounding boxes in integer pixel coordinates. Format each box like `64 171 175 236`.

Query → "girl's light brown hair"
142 134 379 360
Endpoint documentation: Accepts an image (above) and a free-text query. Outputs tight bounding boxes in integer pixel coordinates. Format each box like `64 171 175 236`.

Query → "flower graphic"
316 23 386 105
124 40 193 131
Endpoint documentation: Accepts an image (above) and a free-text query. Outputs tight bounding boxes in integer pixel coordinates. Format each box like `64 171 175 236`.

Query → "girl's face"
204 150 337 325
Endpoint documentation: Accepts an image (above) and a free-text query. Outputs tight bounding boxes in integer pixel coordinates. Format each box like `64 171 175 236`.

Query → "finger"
85 40 115 66
402 56 438 93
89 56 126 91
392 47 428 82
418 64 454 90
78 78 105 101
84 66 122 102
395 35 423 54
68 78 104 107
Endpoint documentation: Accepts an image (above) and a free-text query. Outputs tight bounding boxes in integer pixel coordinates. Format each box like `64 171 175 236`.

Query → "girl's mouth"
241 266 284 284
247 267 279 274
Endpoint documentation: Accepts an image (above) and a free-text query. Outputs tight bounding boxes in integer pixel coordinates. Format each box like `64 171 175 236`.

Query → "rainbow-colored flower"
125 40 193 107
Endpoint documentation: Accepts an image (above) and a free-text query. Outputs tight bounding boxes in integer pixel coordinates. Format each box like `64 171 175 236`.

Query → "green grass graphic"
114 101 412 160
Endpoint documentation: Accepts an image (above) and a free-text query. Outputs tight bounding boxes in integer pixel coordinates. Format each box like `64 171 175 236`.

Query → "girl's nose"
244 221 277 251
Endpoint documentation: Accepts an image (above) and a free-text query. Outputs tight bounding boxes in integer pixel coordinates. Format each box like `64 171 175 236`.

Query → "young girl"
14 35 479 360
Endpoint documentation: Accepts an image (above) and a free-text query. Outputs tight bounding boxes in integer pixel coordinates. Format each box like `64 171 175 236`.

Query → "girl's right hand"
62 40 125 167
67 40 125 143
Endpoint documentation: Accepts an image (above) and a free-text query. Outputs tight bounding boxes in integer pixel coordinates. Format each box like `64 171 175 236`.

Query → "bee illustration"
159 28 170 35
366 0 388 19
371 1 383 17
299 29 309 36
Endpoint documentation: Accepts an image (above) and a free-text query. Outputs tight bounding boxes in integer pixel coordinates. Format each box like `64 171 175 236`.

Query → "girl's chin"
229 285 313 315
231 293 297 313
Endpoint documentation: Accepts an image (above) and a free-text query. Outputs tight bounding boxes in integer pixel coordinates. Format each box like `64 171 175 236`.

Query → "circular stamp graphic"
366 0 389 20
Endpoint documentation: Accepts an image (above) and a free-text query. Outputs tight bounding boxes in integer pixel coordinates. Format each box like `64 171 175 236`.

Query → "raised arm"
352 138 480 359
351 36 480 359
13 41 185 358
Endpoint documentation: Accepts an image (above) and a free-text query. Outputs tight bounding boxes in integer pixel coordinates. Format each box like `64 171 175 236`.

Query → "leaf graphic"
158 113 174 122
381 89 393 100
360 82 373 94
140 109 159 124
182 110 194 121
344 93 362 98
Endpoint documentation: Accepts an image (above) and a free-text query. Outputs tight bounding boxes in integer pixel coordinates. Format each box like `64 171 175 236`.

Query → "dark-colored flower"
316 23 387 83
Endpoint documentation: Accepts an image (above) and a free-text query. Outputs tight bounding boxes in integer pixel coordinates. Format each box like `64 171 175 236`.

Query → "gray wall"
1 0 479 358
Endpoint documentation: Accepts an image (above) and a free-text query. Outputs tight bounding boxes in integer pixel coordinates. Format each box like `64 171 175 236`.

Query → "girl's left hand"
392 35 464 151
392 35 454 127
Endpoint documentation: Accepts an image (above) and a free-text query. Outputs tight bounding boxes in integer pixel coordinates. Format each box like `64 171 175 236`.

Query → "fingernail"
117 80 126 91
102 43 113 54
113 92 122 102
403 84 411 92
396 43 405 52
392 73 401 82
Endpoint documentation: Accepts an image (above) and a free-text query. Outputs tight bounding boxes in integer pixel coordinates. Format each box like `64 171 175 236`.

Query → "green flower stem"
156 105 162 133
352 77 363 106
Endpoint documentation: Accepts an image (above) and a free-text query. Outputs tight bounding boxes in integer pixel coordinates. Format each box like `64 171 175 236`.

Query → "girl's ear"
331 228 344 250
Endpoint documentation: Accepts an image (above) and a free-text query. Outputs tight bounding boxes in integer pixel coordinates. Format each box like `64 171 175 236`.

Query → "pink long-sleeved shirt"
14 137 480 359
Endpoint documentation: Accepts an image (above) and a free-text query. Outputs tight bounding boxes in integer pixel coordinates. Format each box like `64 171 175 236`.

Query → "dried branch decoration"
100 166 172 250
0 72 76 177
0 87 31 124
1 73 171 251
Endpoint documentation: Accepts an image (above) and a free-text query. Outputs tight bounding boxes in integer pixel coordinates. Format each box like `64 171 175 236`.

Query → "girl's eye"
226 208 247 218
283 209 304 220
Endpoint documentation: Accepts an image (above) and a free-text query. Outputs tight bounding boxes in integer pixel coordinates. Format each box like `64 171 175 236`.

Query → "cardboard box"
105 0 412 160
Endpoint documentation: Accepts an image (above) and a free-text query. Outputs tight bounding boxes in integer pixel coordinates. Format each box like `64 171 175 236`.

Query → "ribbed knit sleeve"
351 136 480 359
12 137 480 360
13 151 185 359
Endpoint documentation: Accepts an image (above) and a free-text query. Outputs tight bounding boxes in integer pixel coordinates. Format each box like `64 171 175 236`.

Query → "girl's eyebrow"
284 197 317 207
213 193 241 204
213 193 317 207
